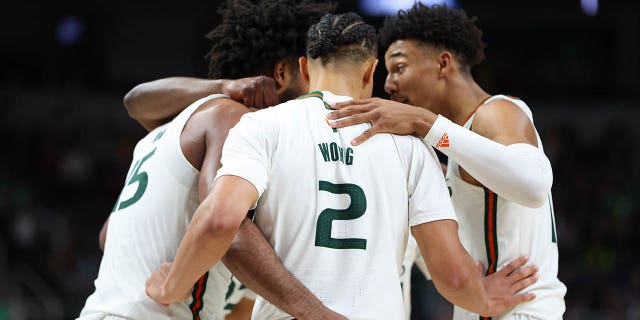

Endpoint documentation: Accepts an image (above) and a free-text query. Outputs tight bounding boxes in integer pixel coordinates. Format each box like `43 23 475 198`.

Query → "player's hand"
480 256 538 317
222 76 278 109
146 262 191 307
326 98 436 145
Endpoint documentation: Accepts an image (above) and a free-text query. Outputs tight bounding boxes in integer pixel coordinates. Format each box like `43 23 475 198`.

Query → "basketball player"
78 0 343 319
146 12 538 319
326 4 567 319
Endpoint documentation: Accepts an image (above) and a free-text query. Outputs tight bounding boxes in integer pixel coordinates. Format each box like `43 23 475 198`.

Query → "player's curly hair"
379 4 485 68
306 12 377 65
205 0 336 79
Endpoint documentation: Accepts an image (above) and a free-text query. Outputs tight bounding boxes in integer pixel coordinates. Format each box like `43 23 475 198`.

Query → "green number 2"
315 180 367 250
113 147 157 211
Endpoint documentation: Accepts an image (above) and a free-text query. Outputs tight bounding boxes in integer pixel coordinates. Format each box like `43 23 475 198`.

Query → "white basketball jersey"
448 95 566 320
217 91 456 320
79 95 232 320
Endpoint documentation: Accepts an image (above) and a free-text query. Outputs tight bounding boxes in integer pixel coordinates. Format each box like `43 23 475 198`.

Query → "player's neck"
308 71 369 100
446 76 491 126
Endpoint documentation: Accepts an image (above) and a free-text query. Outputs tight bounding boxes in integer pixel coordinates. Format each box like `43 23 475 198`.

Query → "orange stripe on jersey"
189 271 209 320
487 191 498 274
463 96 493 125
481 188 498 320
484 189 498 275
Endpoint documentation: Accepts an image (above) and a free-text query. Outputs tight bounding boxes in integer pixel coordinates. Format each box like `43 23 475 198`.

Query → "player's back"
79 95 231 320
234 91 453 319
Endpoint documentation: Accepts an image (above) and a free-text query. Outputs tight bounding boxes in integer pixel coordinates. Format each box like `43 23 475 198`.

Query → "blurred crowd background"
1 0 639 319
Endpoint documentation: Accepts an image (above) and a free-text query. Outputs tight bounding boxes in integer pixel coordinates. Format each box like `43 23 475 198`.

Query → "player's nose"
384 74 398 95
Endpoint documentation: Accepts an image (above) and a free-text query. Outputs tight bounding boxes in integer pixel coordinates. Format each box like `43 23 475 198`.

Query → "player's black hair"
205 0 336 78
306 12 377 65
379 4 485 68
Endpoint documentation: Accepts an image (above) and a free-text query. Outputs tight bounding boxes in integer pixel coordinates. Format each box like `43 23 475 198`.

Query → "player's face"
384 40 444 110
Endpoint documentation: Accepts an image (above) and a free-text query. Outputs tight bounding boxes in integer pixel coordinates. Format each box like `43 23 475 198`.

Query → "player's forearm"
413 222 489 315
424 115 553 207
163 221 236 302
431 262 488 314
162 196 244 302
222 218 329 319
423 242 490 314
123 77 226 130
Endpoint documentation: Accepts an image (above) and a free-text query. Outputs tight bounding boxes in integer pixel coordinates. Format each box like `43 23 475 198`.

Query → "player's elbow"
434 265 474 293
123 83 147 120
201 204 244 238
514 170 553 208
524 188 550 208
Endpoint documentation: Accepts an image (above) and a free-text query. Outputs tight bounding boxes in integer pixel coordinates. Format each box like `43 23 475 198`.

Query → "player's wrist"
477 287 495 317
213 79 231 96
289 298 329 320
159 280 177 305
422 114 450 146
413 117 431 138
412 107 438 138
160 275 190 305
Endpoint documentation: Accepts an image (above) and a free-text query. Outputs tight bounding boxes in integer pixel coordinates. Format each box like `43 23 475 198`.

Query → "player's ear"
437 51 453 78
273 59 289 89
362 58 378 86
299 56 310 82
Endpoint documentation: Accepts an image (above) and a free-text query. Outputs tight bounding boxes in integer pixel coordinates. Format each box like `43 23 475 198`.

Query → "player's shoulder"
190 97 252 127
196 96 251 116
474 94 533 127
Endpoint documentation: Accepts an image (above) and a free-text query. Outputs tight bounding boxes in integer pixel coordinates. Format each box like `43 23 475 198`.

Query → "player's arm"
412 221 537 316
223 218 342 319
99 217 109 252
413 252 431 280
408 140 537 316
423 100 552 207
327 98 553 208
124 76 277 131
146 175 256 305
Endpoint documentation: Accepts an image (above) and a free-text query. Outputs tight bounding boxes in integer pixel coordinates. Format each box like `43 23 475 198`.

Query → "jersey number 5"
315 180 367 250
112 147 157 212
